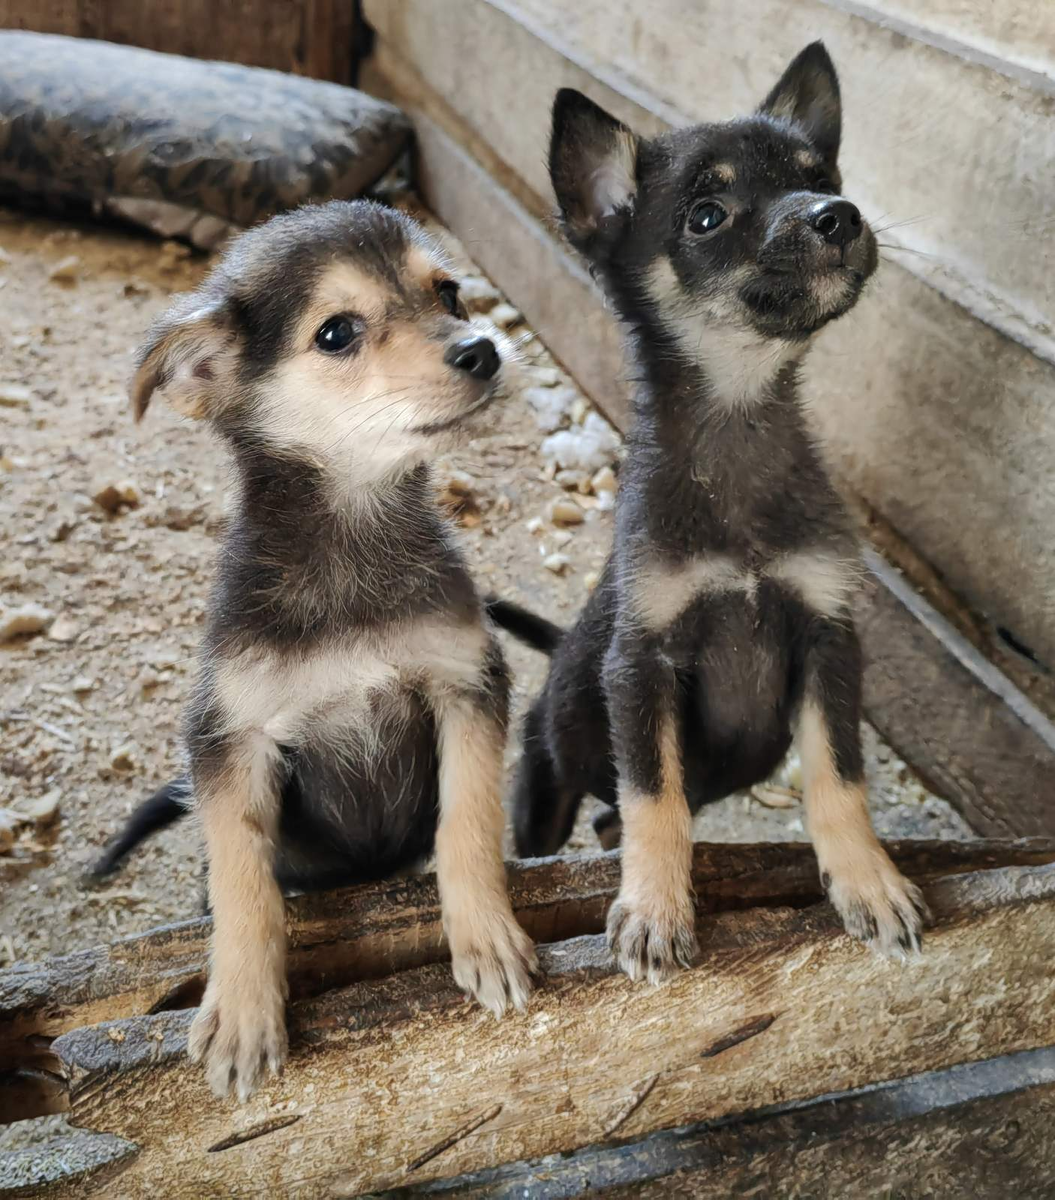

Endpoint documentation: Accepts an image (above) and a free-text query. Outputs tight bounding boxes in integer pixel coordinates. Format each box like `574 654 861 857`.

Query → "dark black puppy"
115 200 536 1100
509 44 925 983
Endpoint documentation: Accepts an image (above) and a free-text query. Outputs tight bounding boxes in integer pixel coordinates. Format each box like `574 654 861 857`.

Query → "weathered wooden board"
392 1047 1055 1197
855 555 1055 839
362 0 1055 671
0 0 358 82
369 0 1055 363
6 839 1052 1076
45 863 1055 1196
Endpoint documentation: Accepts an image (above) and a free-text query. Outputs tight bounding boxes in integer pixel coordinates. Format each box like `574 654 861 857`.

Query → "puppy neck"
638 257 807 416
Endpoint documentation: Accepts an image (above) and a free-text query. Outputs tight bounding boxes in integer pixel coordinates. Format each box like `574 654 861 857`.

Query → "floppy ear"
759 42 841 171
548 88 638 252
130 294 239 422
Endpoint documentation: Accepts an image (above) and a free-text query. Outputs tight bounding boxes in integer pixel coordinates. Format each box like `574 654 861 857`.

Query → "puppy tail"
86 776 193 881
485 596 564 654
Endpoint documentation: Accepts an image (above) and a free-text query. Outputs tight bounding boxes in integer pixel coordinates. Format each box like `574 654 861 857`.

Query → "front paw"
607 893 698 985
448 909 538 1017
188 975 288 1101
823 853 927 958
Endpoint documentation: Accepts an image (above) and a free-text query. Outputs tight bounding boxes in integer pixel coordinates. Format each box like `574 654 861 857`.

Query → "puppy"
506 44 925 982
121 200 536 1099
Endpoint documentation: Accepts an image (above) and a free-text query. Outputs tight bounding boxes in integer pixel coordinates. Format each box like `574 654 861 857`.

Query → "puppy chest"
631 548 857 632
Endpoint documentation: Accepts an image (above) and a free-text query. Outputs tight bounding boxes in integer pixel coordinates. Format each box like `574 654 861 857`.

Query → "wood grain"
48 863 1055 1196
0 0 357 82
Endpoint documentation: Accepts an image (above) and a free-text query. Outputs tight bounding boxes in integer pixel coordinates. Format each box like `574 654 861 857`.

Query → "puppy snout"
445 335 500 381
809 199 862 249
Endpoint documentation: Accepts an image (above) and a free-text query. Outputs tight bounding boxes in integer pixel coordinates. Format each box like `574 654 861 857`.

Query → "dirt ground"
0 198 973 985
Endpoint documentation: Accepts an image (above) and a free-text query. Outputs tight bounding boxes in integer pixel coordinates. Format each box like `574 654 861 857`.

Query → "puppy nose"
809 199 862 249
444 336 500 381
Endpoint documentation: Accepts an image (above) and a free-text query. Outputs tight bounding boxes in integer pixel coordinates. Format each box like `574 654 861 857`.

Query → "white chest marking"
212 618 489 744
631 550 858 630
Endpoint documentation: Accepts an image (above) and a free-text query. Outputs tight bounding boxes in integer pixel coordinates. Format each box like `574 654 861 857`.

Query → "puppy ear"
131 294 238 422
548 88 638 253
759 41 841 171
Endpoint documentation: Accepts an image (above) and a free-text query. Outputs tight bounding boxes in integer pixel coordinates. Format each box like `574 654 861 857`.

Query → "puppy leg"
604 636 697 984
187 733 288 1100
437 699 538 1015
799 622 925 957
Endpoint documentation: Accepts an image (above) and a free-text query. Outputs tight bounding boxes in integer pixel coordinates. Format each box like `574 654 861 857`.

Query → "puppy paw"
188 976 288 1101
607 893 698 985
823 853 927 959
448 908 539 1017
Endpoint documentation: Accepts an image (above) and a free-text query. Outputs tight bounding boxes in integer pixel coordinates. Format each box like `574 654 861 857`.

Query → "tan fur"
795 148 820 169
571 126 639 239
646 257 804 409
710 162 737 184
212 618 491 741
187 735 288 1101
771 550 859 618
434 702 537 1015
628 552 751 629
798 700 924 956
131 300 238 422
628 548 856 630
608 716 697 984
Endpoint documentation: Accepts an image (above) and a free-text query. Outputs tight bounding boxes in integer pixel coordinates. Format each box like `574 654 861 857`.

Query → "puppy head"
549 44 877 349
132 200 516 489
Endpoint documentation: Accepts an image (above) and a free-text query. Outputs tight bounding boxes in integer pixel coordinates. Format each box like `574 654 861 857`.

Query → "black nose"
810 199 863 249
444 336 500 381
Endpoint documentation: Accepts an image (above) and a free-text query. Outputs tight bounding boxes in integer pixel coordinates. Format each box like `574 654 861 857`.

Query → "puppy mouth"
741 263 869 336
412 385 499 435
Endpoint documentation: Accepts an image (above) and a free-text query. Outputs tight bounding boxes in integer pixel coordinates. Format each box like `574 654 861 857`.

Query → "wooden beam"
0 1 358 82
401 1048 1055 1197
5 839 1051 1085
47 863 1055 1196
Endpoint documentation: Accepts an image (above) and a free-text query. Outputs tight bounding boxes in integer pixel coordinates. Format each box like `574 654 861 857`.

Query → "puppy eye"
687 200 728 235
314 316 358 354
814 179 836 195
436 280 464 318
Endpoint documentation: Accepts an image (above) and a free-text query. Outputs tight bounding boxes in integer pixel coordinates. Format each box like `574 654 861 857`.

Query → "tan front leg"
607 715 697 984
435 703 537 1015
187 734 288 1100
799 700 925 956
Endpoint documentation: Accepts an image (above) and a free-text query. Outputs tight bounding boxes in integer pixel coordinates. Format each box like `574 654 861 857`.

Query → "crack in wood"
700 1012 779 1058
405 1102 503 1174
206 1113 301 1153
603 1073 659 1138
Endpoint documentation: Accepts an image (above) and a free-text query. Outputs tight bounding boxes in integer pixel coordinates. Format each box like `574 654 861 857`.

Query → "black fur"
514 44 877 857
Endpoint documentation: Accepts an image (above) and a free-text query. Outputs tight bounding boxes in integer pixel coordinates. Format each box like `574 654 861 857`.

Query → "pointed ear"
548 88 638 252
759 42 841 171
131 294 239 422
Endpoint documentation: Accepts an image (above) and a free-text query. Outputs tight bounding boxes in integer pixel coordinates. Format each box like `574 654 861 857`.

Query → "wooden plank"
388 1047 1055 1196
0 0 356 82
361 0 1055 670
384 0 1055 365
5 839 1051 1080
855 555 1055 839
49 863 1055 1196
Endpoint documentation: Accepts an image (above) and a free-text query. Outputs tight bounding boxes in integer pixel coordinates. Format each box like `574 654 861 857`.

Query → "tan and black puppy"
110 200 536 1100
501 44 926 982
